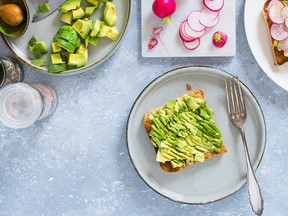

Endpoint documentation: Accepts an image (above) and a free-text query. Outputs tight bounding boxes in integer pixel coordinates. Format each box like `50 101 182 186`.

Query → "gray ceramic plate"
126 66 266 204
2 0 131 76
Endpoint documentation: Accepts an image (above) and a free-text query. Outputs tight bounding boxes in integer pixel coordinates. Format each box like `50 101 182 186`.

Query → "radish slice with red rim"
285 17 288 28
270 23 288 40
179 21 196 42
268 0 284 10
281 5 288 19
187 10 206 32
199 8 219 22
199 12 220 28
183 38 201 50
269 2 285 24
203 0 224 12
183 20 206 38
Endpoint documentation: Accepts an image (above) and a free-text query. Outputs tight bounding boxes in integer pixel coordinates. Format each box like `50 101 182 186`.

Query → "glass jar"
0 83 57 129
0 57 24 88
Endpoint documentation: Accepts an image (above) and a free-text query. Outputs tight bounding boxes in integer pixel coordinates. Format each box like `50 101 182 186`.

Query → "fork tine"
232 77 241 115
236 78 246 115
225 79 232 115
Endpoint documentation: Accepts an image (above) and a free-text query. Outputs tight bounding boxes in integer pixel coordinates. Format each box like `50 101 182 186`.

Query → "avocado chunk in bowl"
0 0 29 38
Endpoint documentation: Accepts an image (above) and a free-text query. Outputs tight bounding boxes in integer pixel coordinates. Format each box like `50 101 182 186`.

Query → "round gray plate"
126 66 266 204
2 0 131 76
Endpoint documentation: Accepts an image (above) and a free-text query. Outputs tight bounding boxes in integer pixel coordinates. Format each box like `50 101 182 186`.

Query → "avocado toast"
262 0 288 65
143 89 227 172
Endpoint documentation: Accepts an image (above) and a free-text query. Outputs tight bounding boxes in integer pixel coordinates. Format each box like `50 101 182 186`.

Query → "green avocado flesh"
148 94 223 168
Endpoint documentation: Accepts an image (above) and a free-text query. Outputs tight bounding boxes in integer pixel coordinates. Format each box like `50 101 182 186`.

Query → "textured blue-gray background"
0 0 287 215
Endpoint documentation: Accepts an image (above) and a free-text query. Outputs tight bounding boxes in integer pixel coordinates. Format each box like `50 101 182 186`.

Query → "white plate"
2 0 131 75
244 0 288 91
141 0 236 57
126 66 266 204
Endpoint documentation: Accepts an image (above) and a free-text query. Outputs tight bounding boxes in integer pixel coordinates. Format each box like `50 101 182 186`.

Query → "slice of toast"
143 89 227 172
262 0 288 65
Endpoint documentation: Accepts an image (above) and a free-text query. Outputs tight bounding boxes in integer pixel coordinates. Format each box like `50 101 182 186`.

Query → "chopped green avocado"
51 53 64 64
54 25 81 48
72 7 86 20
89 36 100 46
97 22 111 37
68 43 88 67
28 35 38 47
36 2 50 13
59 0 81 13
52 42 62 53
60 11 73 25
90 19 101 37
49 63 67 73
56 38 77 53
87 0 101 8
85 6 96 16
72 19 92 39
106 26 119 41
31 58 47 67
148 95 223 167
30 42 48 59
103 1 117 27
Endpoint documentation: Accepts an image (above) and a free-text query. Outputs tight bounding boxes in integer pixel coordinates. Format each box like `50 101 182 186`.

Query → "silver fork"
225 77 264 215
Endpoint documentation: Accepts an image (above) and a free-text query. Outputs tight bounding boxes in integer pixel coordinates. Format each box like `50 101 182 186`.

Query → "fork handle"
240 128 264 215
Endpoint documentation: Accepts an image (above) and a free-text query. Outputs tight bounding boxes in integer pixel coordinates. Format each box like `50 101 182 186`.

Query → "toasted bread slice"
143 89 227 172
262 0 288 65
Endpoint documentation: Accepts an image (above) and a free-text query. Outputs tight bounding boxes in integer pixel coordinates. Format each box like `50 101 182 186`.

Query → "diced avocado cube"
87 0 101 8
52 42 62 53
97 22 110 38
106 26 119 41
76 44 88 59
59 0 81 13
72 7 86 20
103 1 117 27
89 36 100 46
90 19 101 37
54 25 81 47
30 42 48 58
31 58 47 67
68 53 87 68
49 63 67 73
51 53 64 64
56 38 77 53
72 19 92 39
68 43 88 67
85 35 90 47
28 35 38 47
36 2 50 13
85 6 96 16
60 11 73 24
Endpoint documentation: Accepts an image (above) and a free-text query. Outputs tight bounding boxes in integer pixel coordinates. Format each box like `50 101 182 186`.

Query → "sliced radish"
187 10 206 32
179 21 196 42
199 11 220 28
199 8 219 21
183 38 201 50
285 17 288 28
203 0 224 12
277 37 288 50
183 20 206 38
270 23 288 40
281 5 288 19
269 1 285 24
268 0 284 10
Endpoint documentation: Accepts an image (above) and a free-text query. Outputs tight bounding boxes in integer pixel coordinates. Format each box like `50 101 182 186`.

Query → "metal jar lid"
0 83 43 129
